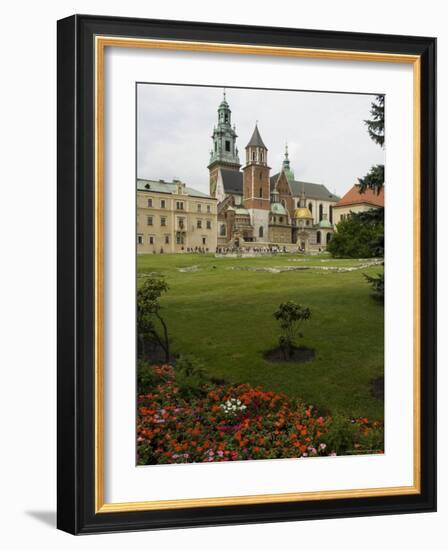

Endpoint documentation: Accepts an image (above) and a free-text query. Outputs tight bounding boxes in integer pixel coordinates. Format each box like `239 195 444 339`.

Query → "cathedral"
208 92 340 252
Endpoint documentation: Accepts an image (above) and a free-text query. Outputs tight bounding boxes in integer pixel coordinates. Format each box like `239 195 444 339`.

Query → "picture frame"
57 14 436 534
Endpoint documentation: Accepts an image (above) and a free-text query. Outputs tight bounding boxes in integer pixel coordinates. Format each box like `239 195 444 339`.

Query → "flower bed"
137 365 383 465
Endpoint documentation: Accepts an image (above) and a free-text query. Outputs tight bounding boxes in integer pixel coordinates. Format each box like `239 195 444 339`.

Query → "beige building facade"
137 179 217 254
332 185 384 226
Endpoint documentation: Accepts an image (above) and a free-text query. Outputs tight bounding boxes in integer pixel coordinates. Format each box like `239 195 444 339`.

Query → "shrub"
174 355 208 398
364 272 384 303
328 210 384 259
137 277 170 362
274 301 312 359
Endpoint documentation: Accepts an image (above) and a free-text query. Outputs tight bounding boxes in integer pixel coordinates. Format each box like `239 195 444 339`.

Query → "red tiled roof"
336 184 384 208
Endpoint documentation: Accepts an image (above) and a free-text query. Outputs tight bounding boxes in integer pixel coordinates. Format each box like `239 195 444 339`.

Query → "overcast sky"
137 84 385 197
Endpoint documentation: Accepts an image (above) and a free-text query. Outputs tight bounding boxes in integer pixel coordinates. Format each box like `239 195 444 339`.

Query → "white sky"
137 84 385 197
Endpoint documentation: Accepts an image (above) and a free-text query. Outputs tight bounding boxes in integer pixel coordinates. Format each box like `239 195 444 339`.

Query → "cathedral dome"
270 202 287 216
318 218 333 229
294 207 313 220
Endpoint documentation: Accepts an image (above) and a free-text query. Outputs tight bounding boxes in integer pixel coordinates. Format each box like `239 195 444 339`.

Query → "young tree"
274 301 312 359
137 277 170 362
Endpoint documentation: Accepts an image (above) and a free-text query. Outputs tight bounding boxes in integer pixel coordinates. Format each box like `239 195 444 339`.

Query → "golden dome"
293 207 313 219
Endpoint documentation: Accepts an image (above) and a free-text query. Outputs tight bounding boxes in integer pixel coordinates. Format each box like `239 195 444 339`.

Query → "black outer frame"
57 14 436 535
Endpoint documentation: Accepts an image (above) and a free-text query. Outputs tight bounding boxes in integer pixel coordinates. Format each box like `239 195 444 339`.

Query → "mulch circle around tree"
263 346 315 364
370 376 384 400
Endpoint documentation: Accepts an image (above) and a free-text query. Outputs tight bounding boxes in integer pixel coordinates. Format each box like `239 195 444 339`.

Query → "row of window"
137 234 170 245
145 216 213 229
146 197 212 213
137 234 208 246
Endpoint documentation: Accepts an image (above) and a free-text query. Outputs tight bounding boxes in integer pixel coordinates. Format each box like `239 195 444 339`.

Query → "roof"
318 218 333 229
137 179 211 199
220 168 243 195
294 207 314 220
246 125 267 149
335 184 384 208
270 173 339 201
270 202 288 215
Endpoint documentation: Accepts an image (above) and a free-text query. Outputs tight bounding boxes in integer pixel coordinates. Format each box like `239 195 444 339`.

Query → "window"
297 201 301 208
316 231 321 244
259 172 262 180
225 140 230 152
197 219 202 229
279 216 283 223
326 232 332 244
207 204 211 213
308 202 313 213
137 235 143 245
176 201 184 210
329 205 333 224
319 204 324 222
147 198 153 207
147 216 153 226
259 188 263 198
165 235 169 244
252 151 256 161
206 220 211 230
197 203 202 212
160 217 166 227
220 224 226 236
176 233 184 245
260 151 264 162
178 217 185 230
259 226 264 238
202 237 206 245
224 114 229 123
160 199 166 209
149 236 154 245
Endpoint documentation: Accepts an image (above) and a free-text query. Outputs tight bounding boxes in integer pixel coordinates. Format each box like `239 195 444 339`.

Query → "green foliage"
137 276 170 362
274 301 312 357
359 96 385 194
137 360 169 394
324 415 358 454
328 212 384 259
364 272 384 303
364 95 384 147
174 355 208 398
358 164 384 195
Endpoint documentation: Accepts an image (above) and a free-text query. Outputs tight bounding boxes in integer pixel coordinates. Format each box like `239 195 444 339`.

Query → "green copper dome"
270 202 288 216
318 218 333 229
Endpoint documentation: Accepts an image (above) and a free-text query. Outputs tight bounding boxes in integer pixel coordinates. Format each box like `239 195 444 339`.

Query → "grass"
137 253 384 421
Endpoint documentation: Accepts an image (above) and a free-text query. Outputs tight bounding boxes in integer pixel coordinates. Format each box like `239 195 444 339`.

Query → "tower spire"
282 142 295 182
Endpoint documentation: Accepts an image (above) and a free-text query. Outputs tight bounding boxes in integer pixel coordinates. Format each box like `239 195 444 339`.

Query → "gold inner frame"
94 36 421 513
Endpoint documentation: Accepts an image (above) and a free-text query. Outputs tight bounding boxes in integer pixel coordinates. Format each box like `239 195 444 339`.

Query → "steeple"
245 123 268 166
208 89 240 169
282 143 295 182
246 123 267 149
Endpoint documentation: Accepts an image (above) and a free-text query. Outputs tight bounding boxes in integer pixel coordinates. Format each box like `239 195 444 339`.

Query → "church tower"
282 143 295 182
243 124 271 241
208 90 241 198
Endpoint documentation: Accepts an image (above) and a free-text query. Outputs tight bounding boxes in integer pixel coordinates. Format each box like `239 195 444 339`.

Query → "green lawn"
137 253 384 421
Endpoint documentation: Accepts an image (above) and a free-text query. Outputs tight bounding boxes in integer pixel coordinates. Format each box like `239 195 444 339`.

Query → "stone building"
209 91 339 251
332 184 384 225
136 178 217 254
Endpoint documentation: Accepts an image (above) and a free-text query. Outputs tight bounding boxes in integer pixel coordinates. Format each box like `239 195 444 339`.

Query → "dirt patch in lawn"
370 376 384 400
263 346 315 364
